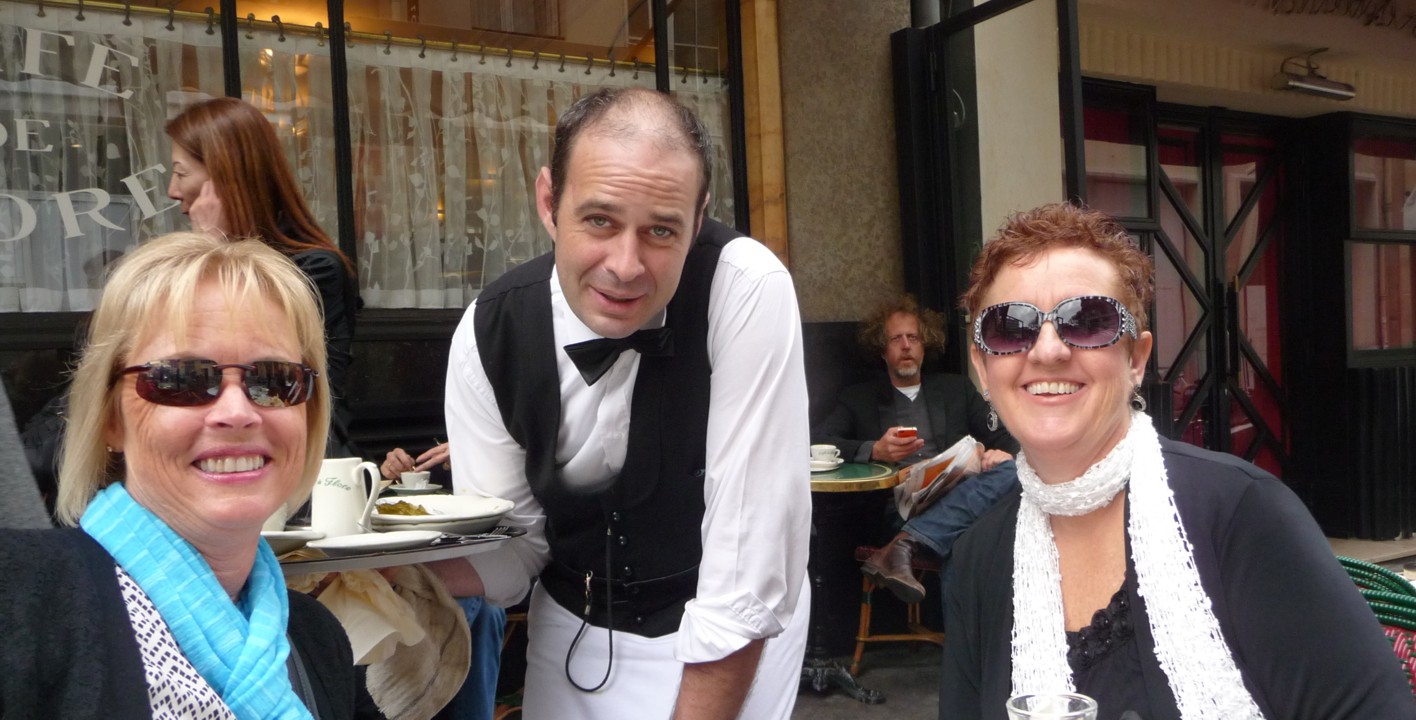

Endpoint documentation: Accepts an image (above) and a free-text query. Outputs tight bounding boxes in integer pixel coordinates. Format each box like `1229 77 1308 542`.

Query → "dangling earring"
1130 388 1147 412
983 390 1000 432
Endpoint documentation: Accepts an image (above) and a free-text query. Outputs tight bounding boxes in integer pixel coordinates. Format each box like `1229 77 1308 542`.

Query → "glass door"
1085 87 1289 476
1146 119 1288 475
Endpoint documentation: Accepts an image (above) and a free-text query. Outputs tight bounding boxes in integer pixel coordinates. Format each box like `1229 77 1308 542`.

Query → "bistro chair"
1338 556 1416 596
1336 555 1416 697
849 545 944 676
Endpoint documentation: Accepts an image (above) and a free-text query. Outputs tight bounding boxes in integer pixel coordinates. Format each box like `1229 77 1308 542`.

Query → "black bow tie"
564 327 675 385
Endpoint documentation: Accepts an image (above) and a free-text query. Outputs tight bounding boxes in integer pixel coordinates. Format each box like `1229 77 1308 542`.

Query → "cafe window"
1353 135 1416 232
1349 128 1416 359
0 1 224 313
0 0 740 313
1082 98 1153 222
1349 242 1415 352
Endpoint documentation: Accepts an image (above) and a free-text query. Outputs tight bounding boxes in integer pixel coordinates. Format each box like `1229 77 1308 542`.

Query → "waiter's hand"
871 426 925 463
981 448 1013 471
425 557 485 597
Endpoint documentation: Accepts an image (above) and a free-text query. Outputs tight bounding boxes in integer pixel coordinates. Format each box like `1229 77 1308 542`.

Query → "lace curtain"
344 41 738 309
239 28 341 247
0 2 218 312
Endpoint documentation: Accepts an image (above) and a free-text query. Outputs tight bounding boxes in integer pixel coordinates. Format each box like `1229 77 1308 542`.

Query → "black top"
0 528 382 719
940 438 1416 720
292 248 360 458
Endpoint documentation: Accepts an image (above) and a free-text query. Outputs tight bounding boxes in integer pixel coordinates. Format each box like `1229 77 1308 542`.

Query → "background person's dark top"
940 439 1416 720
0 528 384 719
812 373 1019 462
292 248 360 458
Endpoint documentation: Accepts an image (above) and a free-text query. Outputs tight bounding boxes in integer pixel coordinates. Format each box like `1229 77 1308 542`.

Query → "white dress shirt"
444 235 812 665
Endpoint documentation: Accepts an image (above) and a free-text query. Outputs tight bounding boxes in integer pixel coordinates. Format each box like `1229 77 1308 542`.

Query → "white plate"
810 458 844 472
372 495 513 528
307 530 444 557
385 483 444 496
261 529 324 555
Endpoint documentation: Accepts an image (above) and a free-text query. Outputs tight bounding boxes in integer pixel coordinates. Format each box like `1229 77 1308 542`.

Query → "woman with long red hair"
166 97 360 457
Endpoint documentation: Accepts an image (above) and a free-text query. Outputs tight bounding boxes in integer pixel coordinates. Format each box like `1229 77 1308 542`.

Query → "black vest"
473 219 739 637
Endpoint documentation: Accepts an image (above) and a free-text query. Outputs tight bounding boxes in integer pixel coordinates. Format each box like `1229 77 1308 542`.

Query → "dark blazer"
0 529 384 719
812 373 1018 462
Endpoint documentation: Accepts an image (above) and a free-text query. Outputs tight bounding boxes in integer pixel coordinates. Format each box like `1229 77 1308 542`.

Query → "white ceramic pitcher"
311 457 381 538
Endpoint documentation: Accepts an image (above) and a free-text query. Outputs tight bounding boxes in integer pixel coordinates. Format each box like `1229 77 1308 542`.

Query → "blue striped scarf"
81 483 313 720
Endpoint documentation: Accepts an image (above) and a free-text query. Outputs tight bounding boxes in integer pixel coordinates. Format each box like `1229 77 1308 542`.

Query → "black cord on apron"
565 525 614 692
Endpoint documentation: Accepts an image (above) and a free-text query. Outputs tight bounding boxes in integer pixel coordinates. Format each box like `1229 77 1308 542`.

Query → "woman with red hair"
166 97 360 457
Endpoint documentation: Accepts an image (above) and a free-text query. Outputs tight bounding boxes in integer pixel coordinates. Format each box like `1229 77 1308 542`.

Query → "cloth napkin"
365 565 471 720
301 569 427 665
286 561 471 719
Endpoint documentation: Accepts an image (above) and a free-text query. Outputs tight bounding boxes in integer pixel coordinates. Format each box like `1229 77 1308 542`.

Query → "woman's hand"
380 447 417 480
189 180 229 236
413 443 451 471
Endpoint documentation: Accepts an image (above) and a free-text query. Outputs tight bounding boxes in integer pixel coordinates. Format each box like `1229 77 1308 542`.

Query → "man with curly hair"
813 294 1018 604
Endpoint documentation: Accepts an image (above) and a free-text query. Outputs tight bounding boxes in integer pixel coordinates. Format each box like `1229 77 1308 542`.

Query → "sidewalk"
795 644 941 720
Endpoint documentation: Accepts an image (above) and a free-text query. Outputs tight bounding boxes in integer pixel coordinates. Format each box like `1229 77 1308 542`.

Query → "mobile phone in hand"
896 427 918 439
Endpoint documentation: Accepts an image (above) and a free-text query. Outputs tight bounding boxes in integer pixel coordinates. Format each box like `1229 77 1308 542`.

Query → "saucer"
810 458 844 472
261 529 324 555
386 483 443 496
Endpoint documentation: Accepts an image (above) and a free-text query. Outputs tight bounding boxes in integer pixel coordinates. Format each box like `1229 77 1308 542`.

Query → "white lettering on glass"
0 194 38 243
54 188 124 238
20 28 74 78
122 164 177 219
81 44 140 99
14 118 52 152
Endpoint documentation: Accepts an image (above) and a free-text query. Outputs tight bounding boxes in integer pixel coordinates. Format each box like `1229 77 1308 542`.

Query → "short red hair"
960 203 1154 330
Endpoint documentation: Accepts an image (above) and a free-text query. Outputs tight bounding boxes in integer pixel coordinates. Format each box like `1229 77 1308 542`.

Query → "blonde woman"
0 233 379 719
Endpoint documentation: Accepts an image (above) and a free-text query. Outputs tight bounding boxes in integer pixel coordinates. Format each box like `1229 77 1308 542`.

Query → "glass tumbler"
1005 693 1098 720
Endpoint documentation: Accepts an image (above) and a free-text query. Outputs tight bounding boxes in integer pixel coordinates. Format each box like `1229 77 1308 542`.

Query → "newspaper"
893 435 984 520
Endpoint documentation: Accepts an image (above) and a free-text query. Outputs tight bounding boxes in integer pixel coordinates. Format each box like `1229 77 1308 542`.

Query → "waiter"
431 87 811 719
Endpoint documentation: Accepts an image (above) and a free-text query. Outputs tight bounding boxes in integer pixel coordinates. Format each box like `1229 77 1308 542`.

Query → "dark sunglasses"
116 359 317 408
973 295 1138 355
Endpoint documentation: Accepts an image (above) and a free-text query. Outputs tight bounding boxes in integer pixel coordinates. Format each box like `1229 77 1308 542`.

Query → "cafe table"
801 462 900 704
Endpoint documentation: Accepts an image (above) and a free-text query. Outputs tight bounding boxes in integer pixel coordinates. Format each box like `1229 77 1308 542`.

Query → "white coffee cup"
401 471 431 490
261 502 290 532
810 444 841 462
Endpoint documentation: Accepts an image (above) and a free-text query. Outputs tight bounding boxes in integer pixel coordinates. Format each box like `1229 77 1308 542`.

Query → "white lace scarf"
1009 411 1265 719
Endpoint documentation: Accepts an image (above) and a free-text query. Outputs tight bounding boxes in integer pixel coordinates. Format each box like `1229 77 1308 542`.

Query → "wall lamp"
1272 48 1355 101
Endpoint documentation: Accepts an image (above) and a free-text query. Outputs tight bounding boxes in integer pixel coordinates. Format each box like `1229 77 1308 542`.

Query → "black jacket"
940 439 1416 720
0 528 383 719
812 373 1018 461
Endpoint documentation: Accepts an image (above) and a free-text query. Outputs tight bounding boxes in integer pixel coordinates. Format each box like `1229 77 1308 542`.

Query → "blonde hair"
55 232 330 526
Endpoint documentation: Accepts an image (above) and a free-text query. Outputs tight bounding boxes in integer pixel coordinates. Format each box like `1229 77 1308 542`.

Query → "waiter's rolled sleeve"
675 239 812 662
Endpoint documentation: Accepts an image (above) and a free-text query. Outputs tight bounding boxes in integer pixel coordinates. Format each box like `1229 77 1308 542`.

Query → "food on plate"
376 500 432 516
